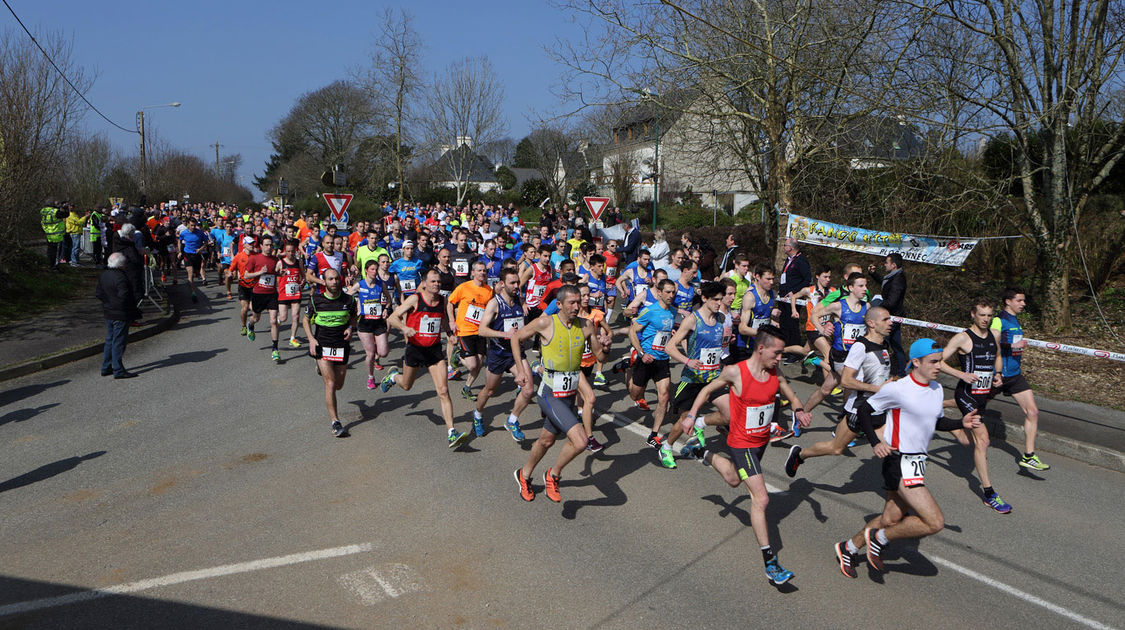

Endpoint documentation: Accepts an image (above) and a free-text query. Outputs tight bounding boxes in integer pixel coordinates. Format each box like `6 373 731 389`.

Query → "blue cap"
908 338 943 362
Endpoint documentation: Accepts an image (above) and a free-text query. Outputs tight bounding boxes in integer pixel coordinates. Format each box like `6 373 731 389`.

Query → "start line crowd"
81 198 1049 587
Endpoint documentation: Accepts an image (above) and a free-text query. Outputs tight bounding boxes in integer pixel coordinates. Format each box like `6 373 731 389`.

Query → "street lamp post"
136 102 181 198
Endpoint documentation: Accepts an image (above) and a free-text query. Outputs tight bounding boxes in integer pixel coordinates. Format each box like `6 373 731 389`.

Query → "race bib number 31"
550 371 579 397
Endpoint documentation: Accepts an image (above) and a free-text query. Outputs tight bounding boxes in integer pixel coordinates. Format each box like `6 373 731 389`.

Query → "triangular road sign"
583 196 610 221
323 193 353 222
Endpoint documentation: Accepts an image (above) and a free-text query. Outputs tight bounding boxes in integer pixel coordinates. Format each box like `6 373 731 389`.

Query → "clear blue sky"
7 0 583 194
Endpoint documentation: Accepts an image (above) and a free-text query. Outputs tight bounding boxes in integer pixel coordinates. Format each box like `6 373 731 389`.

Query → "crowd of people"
62 196 1049 586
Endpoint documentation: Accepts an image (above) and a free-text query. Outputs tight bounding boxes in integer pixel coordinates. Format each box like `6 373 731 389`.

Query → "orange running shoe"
514 468 534 502
543 468 561 502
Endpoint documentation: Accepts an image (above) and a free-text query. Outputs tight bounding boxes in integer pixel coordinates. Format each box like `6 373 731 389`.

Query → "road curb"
0 305 181 383
995 419 1125 473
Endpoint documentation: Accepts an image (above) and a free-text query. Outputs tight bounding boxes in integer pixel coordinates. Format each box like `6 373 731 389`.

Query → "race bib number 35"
700 347 721 371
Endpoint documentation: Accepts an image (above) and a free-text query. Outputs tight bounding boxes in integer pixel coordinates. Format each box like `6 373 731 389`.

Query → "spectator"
97 252 142 379
717 233 738 273
777 237 812 352
114 223 145 297
620 219 641 265
648 228 671 266
869 252 908 376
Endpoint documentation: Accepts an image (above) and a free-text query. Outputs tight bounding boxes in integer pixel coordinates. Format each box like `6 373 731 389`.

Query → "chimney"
456 135 473 149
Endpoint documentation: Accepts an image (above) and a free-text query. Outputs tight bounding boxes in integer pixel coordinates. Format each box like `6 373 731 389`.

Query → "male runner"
991 288 1048 471
243 234 282 361
447 260 494 404
472 267 533 440
512 285 610 502
941 299 1012 512
213 222 237 299
520 245 554 318
177 217 209 303
785 306 892 477
449 231 475 282
628 279 678 464
383 268 468 449
306 234 344 293
229 236 256 336
302 268 357 438
389 241 423 298
681 325 812 585
275 238 305 348
833 339 980 578
804 272 869 416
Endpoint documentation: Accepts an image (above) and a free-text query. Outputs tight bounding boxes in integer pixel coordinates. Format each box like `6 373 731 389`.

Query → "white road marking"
595 412 784 493
337 563 427 605
0 542 376 617
931 556 1118 630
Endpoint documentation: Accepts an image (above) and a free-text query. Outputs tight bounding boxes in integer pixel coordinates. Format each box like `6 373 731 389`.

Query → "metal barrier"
139 253 171 315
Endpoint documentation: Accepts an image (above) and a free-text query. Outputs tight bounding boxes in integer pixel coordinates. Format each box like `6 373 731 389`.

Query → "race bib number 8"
744 403 774 431
900 453 927 487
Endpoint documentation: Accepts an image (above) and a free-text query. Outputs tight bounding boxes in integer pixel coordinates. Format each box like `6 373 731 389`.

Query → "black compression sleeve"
857 400 881 447
935 416 963 432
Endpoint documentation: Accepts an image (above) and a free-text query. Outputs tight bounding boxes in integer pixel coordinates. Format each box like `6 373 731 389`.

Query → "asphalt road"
1 285 1122 629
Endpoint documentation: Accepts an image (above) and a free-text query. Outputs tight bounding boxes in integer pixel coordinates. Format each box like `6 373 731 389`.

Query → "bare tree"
522 125 585 204
421 56 508 204
608 153 637 208
288 80 379 172
357 8 423 208
924 0 1125 330
60 133 115 208
0 29 89 263
479 136 516 167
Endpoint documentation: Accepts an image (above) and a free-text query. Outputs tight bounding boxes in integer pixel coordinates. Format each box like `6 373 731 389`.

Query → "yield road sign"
324 193 353 227
583 197 610 221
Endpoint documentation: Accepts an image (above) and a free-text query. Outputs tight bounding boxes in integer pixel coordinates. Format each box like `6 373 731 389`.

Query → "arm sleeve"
935 416 963 432
856 399 882 447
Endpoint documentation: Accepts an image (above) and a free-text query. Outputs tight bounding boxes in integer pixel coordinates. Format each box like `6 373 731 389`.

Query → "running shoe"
784 445 802 478
515 468 534 501
1019 454 1050 471
271 350 281 362
634 399 651 411
288 338 300 348
461 385 477 402
473 415 485 437
331 421 350 438
764 560 794 585
239 326 247 336
367 377 377 390
611 358 630 374
680 440 703 459
226 292 233 300
802 351 818 367
769 423 794 443
778 398 790 407
586 436 604 452
543 468 562 502
864 528 885 572
793 418 803 437
834 542 858 578
372 362 383 371
830 387 843 396
659 447 677 469
593 372 607 386
646 434 664 450
693 425 707 448
380 368 400 393
449 350 462 369
247 329 256 341
505 420 526 442
447 367 461 380
448 429 469 449
984 492 1013 514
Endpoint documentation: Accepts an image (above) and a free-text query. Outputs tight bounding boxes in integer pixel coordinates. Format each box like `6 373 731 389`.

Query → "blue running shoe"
380 368 400 393
505 420 526 442
984 492 1012 514
473 414 485 437
765 560 794 585
793 419 803 438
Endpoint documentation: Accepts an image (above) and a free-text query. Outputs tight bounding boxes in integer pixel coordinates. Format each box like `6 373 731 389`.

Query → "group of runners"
141 199 1051 587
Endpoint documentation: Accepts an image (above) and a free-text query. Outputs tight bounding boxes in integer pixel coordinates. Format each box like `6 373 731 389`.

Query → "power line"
2 0 136 135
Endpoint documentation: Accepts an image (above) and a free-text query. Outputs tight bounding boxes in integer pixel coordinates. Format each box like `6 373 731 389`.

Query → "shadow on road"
130 349 229 374
0 574 338 629
0 451 106 494
0 380 71 409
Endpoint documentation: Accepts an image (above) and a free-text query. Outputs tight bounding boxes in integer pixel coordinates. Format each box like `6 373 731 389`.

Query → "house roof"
509 167 544 187
827 116 926 161
612 87 701 139
428 144 498 183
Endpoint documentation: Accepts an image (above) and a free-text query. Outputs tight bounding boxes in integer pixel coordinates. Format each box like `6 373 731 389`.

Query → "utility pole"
212 141 222 175
137 111 147 196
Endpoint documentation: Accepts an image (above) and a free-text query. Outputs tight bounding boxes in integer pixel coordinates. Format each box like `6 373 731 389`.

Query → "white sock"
473 410 482 420
448 427 455 436
875 529 888 545
507 413 519 425
846 540 859 554
694 417 706 430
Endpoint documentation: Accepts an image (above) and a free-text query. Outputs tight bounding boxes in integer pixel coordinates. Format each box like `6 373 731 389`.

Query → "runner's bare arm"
387 295 419 336
665 315 698 368
476 300 505 339
685 365 738 419
777 374 812 428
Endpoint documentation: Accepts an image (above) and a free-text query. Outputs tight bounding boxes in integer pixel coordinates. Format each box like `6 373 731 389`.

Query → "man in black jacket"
778 238 812 350
114 223 144 297
620 219 641 265
97 253 142 379
869 253 908 376
717 233 738 273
